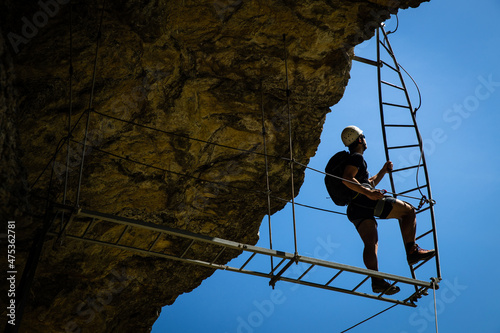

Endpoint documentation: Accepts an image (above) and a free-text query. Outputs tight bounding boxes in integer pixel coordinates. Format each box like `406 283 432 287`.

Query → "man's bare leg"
386 199 416 245
386 199 435 265
356 219 379 271
356 219 400 294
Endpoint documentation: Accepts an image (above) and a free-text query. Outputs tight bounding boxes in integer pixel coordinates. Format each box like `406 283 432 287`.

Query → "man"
340 125 435 295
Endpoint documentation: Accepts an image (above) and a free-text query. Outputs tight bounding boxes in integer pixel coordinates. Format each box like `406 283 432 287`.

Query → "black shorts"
346 196 397 229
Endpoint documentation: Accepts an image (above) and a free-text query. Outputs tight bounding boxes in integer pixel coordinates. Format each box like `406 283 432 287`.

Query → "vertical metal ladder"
375 24 441 282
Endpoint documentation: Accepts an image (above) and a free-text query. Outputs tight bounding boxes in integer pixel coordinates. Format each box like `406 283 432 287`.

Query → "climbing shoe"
372 279 400 295
407 244 435 265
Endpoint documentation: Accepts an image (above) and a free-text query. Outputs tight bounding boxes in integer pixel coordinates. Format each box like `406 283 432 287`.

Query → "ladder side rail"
409 104 442 280
380 26 416 116
277 276 417 307
297 255 431 288
376 27 397 197
70 206 291 258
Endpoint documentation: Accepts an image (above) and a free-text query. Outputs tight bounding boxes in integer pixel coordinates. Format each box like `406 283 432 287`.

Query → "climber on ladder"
325 125 435 295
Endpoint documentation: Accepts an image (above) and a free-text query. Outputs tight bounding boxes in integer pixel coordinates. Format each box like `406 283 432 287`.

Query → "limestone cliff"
1 0 427 332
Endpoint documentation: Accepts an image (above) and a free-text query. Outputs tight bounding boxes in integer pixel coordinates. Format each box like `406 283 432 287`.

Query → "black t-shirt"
346 153 369 185
345 152 375 206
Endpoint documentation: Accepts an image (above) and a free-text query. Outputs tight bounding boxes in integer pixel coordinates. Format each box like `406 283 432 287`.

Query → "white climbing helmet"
341 125 363 146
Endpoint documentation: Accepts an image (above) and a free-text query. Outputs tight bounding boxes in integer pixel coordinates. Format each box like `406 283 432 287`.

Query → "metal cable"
29 109 89 190
35 105 431 208
63 0 74 207
76 0 106 206
340 304 398 333
260 78 275 271
283 34 299 256
92 109 287 162
294 160 429 203
385 14 399 35
32 26 432 213
432 278 439 333
398 62 422 113
94 109 432 205
69 138 344 216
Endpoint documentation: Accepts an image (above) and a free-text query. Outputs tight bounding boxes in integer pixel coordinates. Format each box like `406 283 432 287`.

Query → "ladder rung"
398 184 428 195
412 257 433 271
379 41 393 55
81 219 95 238
377 281 399 298
381 80 404 90
270 258 296 287
325 270 343 286
387 144 420 150
392 164 423 173
270 258 287 274
416 229 433 241
147 232 162 251
211 247 226 264
298 264 315 280
382 102 411 109
381 60 399 73
239 252 257 270
384 124 415 128
115 225 129 245
353 56 380 67
180 239 195 258
416 206 431 214
352 276 370 292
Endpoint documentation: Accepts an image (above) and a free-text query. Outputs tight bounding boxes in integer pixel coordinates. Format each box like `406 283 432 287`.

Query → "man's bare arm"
342 165 384 201
369 161 393 187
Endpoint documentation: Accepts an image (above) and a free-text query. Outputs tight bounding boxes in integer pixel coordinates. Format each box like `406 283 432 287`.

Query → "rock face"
1 0 427 332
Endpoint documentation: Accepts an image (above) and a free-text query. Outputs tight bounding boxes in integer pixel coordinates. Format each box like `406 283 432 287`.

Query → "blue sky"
152 1 500 332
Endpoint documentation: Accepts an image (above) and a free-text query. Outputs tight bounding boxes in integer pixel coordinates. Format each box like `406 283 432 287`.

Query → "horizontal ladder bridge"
50 204 437 307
